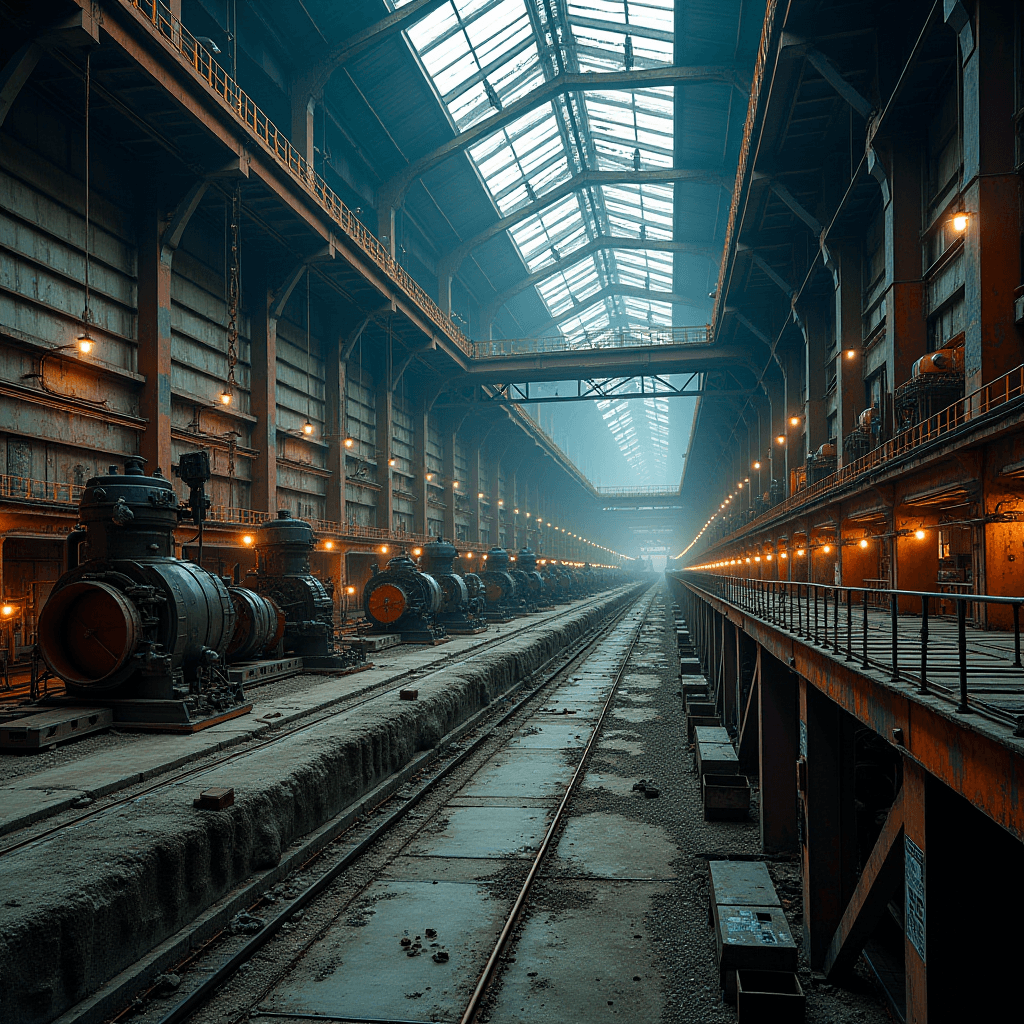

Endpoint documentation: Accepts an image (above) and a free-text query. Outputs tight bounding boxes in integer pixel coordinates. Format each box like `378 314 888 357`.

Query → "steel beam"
0 42 42 128
292 0 451 98
440 170 727 281
458 342 751 384
528 283 709 335
824 787 905 979
380 65 745 202
482 237 718 325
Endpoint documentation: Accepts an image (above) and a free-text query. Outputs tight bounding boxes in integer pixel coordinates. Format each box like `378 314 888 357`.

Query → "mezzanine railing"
680 571 1024 729
125 0 470 356
471 325 710 359
715 362 1024 548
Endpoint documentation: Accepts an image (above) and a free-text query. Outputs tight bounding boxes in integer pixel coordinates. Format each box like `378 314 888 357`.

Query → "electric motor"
249 510 336 661
480 546 518 612
35 457 261 705
363 554 443 633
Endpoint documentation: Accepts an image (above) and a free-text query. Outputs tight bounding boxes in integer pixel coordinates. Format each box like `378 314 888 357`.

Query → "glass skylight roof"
401 0 685 484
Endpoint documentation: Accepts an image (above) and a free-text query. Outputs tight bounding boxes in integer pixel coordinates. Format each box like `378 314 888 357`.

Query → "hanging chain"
226 186 240 392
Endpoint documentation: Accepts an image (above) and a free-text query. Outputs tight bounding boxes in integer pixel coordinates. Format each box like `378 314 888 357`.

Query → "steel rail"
459 589 656 1024
0 588 629 860
117 585 654 1024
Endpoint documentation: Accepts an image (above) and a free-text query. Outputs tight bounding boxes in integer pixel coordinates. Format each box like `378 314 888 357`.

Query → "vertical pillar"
902 758 928 1024
375 383 394 533
324 332 346 526
722 619 738 733
834 243 863 466
442 421 456 542
290 91 315 169
468 443 481 544
136 194 173 477
437 272 452 318
960 0 1021 392
412 397 429 536
250 267 277 514
798 681 858 968
883 141 926 402
758 649 799 854
801 305 828 454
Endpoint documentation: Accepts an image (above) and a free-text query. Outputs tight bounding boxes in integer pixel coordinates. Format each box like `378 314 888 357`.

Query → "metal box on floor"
736 970 805 1022
686 701 719 740
703 773 751 820
694 725 738 777
0 707 112 750
709 861 797 1000
680 656 703 675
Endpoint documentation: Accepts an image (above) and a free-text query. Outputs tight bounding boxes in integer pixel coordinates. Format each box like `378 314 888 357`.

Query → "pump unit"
479 546 519 621
419 539 487 634
363 553 447 643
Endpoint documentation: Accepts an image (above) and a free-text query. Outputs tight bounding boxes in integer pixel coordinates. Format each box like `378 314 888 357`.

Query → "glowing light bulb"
823 544 831 554
915 529 926 540
344 438 355 448
242 535 254 546
380 545 389 554
303 420 314 436
1 604 15 617
412 547 422 556
859 539 869 549
753 461 761 469
846 349 856 360
346 585 356 595
219 388 233 405
952 210 968 232
324 540 334 550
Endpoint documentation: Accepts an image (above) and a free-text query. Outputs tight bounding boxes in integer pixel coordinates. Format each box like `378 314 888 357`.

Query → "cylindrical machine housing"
363 554 443 631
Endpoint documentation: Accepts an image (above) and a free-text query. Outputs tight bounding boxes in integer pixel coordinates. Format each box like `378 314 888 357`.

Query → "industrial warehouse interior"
0 1 1021 1023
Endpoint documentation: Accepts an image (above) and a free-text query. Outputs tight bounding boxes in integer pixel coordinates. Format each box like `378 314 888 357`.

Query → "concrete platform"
0 584 646 1024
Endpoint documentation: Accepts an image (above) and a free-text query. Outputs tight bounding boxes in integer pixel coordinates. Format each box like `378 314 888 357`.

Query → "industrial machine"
514 548 550 611
35 456 282 727
479 546 519 621
363 552 447 643
249 510 366 671
894 346 965 432
418 539 487 634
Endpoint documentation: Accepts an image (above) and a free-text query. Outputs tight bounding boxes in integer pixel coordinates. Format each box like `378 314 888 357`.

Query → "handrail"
676 570 1024 724
708 362 1024 552
710 0 779 336
125 0 470 356
597 485 681 496
0 475 84 506
471 325 710 358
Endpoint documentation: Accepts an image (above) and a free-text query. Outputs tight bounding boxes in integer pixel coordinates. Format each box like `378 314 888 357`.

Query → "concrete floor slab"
554 812 679 879
486 881 668 1024
406 805 551 859
264 879 505 1021
507 721 589 749
595 730 644 755
458 750 574 799
382 855 516 882
611 707 658 723
579 772 637 797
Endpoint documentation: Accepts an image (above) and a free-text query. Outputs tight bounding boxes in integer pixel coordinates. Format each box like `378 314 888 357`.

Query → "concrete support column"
960 0 1022 392
834 243 863 466
721 618 738 734
798 680 858 969
800 305 829 455
437 272 452 318
883 140 926 404
442 424 456 542
136 194 173 477
377 198 397 258
902 758 928 1024
468 444 481 544
250 267 277 514
412 398 429 536
290 91 316 170
324 333 346 526
375 384 394 532
782 345 803 488
765 375 785 499
758 649 799 855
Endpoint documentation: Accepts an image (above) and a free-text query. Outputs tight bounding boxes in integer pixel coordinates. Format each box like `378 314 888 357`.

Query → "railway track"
0 588 631 859
62 585 658 1024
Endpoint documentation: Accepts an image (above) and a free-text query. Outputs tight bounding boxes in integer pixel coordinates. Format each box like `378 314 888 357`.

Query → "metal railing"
471 325 710 358
710 0 779 334
597 485 681 497
126 0 470 356
714 362 1024 549
680 571 1024 725
0 475 84 506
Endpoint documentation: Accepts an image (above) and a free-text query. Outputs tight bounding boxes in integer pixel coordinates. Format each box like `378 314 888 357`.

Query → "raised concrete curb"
0 584 646 1024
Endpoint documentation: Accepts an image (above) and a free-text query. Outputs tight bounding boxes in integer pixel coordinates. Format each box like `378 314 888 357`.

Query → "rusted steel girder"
681 581 1024 845
79 0 469 370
